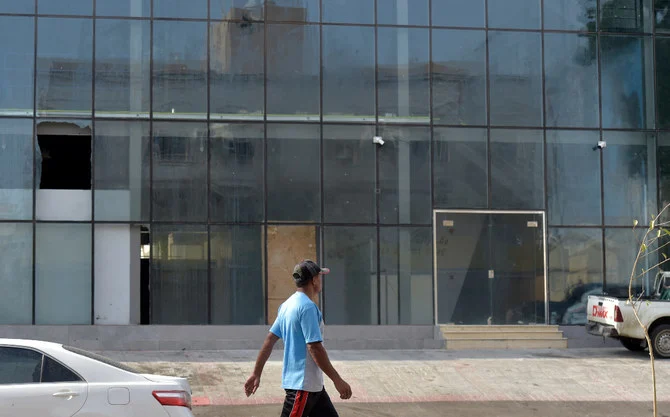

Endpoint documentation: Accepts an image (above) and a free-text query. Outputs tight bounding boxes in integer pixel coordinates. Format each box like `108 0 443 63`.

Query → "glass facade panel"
154 0 207 18
0 223 32 324
211 225 265 324
547 130 602 226
322 0 373 24
323 226 377 325
544 0 597 31
267 0 319 22
96 0 150 17
432 29 487 126
0 0 33 14
657 0 670 32
378 126 431 224
37 18 93 117
323 125 376 223
377 0 428 26
35 223 91 325
323 25 375 122
95 19 150 117
656 37 670 128
267 124 320 222
544 33 599 128
488 0 541 30
0 119 33 220
210 123 264 223
38 0 92 15
600 0 653 33
659 133 670 219
152 122 208 222
433 128 487 208
605 228 656 294
431 0 485 28
153 21 207 119
377 27 430 124
0 17 34 116
489 31 543 127
490 129 544 209
211 0 264 20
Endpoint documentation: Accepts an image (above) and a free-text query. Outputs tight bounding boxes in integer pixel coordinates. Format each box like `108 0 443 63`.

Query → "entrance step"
440 325 568 350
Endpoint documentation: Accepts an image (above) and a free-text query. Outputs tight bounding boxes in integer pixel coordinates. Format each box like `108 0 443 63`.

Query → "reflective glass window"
323 227 377 325
0 119 33 220
0 348 42 384
151 225 208 324
433 128 487 208
35 224 91 325
0 17 34 116
601 35 655 129
544 0 597 31
96 0 150 17
38 0 92 15
0 0 34 14
378 0 428 26
432 29 487 126
37 18 93 117
380 227 433 325
42 356 81 383
658 133 670 220
377 27 429 124
267 24 319 121
95 20 150 118
489 31 543 127
548 228 603 325
211 225 265 325
657 0 670 32
605 228 656 293
94 121 150 221
0 224 32 325
378 126 431 224
323 25 375 123
547 130 602 226
267 124 320 222
432 0 484 28
323 125 376 223
211 0 264 20
152 123 207 222
267 0 319 22
210 123 264 223
490 129 544 209
545 33 599 128
210 22 264 120
603 131 657 226
656 37 670 128
322 0 373 24
154 0 207 18
488 0 541 29
600 0 652 33
153 21 207 119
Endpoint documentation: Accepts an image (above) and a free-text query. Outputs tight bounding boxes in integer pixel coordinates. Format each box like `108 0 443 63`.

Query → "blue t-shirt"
269 292 325 392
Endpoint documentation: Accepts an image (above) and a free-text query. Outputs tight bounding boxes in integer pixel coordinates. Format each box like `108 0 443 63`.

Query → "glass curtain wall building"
0 0 668 327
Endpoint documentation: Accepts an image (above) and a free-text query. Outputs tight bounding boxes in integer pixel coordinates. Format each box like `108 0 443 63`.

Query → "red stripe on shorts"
290 390 308 417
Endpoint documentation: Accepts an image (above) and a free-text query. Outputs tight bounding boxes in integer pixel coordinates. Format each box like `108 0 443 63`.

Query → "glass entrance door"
434 211 546 325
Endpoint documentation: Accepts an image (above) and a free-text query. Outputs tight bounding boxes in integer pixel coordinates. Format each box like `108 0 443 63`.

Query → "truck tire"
620 337 645 352
651 324 670 359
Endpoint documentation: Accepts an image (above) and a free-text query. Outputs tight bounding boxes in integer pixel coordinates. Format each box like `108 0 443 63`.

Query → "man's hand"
334 377 352 400
244 373 261 397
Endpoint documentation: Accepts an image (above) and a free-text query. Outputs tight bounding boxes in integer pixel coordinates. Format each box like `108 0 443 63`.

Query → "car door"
0 346 87 417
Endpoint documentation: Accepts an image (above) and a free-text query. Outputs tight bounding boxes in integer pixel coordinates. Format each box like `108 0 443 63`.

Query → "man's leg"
281 390 320 417
307 388 339 417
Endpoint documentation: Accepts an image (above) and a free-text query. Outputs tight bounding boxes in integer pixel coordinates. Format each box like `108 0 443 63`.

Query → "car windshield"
63 345 140 374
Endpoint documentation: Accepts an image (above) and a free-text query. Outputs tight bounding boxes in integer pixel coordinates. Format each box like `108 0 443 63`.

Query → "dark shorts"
280 387 339 417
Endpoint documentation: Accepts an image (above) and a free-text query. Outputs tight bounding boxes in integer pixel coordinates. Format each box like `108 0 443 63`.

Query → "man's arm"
307 342 352 399
244 332 280 396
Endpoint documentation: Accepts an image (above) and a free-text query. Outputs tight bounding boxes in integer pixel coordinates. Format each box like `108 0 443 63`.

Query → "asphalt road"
194 401 670 417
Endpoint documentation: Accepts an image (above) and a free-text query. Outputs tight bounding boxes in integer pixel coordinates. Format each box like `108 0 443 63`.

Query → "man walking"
244 259 352 416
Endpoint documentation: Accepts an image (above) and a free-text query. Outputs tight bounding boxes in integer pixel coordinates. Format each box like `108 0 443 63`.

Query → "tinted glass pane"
380 227 433 325
323 25 375 122
0 0 33 14
211 225 265 324
152 123 207 222
600 0 652 33
433 128 487 208
659 133 670 219
37 18 93 117
96 0 150 17
378 0 428 26
378 126 431 224
153 21 207 119
488 0 541 29
0 17 34 116
38 0 92 15
35 224 92 325
0 224 32 324
210 22 264 120
0 348 42 384
210 123 264 222
489 31 542 127
547 131 602 226
544 0 597 31
267 24 319 121
211 0 264 20
544 33 599 128
656 37 670 128
548 228 603 325
94 121 150 221
432 0 484 28
323 125 376 223
154 0 207 18
267 0 318 22
323 227 377 324
322 0 373 23
491 129 544 209
267 124 320 222
657 0 670 31
432 29 486 126
95 20 150 117
151 226 208 324
0 119 33 220
378 28 429 124
601 35 655 129
603 131 657 226
42 356 80 383
606 228 656 293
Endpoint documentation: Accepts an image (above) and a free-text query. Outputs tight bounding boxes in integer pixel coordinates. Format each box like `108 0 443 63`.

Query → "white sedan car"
0 339 194 417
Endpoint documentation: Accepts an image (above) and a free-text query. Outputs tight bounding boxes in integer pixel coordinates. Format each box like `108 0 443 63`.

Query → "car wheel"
620 337 646 352
651 324 670 358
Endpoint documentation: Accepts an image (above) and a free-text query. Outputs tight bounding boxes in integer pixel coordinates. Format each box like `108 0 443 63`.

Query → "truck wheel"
651 325 670 358
620 337 645 352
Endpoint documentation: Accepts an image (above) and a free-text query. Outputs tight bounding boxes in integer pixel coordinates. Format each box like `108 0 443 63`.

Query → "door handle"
53 391 80 400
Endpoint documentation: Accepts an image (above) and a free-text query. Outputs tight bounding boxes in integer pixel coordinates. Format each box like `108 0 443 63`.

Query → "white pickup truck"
587 271 670 358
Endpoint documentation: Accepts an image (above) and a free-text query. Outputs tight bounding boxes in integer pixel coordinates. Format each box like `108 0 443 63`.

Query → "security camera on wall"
594 141 606 151
373 136 385 146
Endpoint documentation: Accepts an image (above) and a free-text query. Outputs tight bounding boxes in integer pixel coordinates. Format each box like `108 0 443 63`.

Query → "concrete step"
445 338 568 350
440 325 560 331
442 331 566 340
